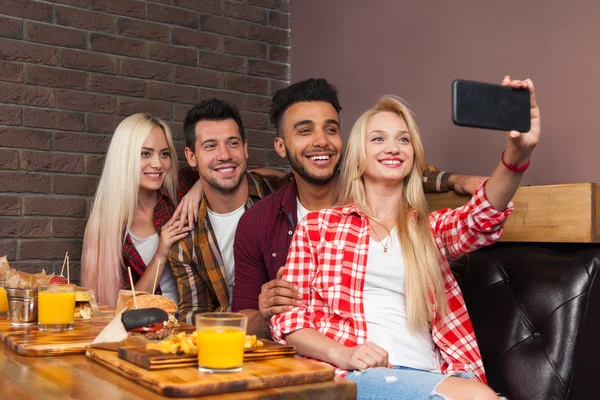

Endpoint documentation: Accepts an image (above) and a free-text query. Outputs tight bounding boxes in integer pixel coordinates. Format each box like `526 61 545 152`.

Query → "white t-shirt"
206 204 246 310
128 231 179 304
363 228 441 372
296 197 310 224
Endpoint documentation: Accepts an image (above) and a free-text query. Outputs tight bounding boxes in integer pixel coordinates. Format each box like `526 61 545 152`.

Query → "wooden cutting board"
0 305 114 356
87 347 335 398
119 340 296 370
0 317 111 356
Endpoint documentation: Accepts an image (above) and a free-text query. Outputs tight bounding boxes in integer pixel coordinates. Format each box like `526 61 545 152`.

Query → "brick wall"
0 0 290 282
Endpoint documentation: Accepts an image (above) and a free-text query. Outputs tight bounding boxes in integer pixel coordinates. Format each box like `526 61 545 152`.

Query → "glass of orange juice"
0 279 8 316
38 284 76 331
196 312 247 373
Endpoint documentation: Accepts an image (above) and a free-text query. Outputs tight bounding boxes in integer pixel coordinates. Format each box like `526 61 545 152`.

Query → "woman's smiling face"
139 126 171 193
363 111 414 185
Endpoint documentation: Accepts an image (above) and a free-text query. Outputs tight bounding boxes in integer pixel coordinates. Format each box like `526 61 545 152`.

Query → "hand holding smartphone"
452 79 531 132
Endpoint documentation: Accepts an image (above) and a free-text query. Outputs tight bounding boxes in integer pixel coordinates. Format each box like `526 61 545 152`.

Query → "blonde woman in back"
82 113 199 308
271 77 540 399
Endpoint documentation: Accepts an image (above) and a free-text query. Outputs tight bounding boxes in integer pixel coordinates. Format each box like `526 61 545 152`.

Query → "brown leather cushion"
452 242 600 400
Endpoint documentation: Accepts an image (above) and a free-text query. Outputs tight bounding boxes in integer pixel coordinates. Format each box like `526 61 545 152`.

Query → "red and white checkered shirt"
270 182 513 382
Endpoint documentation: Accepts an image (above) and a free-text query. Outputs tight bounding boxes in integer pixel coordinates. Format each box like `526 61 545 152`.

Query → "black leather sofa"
453 242 600 400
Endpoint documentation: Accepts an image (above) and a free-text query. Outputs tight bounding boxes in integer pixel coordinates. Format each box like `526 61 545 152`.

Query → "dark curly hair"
183 98 245 149
269 78 342 137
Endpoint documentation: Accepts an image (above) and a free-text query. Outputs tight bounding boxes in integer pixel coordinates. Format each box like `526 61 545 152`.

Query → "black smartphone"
452 79 530 132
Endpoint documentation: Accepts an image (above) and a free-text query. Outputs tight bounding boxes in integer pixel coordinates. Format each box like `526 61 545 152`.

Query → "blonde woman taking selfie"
272 77 539 399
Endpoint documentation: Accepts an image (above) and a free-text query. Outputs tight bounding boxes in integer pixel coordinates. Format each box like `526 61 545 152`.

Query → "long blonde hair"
81 113 178 307
336 96 447 331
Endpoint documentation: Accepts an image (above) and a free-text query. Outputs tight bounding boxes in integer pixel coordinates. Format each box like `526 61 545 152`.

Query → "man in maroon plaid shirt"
232 79 485 337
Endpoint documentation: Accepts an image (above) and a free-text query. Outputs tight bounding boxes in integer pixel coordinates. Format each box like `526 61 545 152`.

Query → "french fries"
146 332 263 355
147 332 197 355
244 334 264 350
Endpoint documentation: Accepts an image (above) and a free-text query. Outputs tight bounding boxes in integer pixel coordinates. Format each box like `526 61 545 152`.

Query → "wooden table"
0 344 356 399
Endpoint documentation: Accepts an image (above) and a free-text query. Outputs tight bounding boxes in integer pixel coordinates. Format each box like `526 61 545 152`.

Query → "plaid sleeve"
168 231 208 324
270 218 317 344
178 166 199 200
246 170 288 198
232 210 268 312
429 178 514 261
434 282 487 383
122 238 143 289
422 165 452 193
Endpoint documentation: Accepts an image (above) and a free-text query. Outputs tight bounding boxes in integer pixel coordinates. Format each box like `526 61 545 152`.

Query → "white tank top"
363 228 441 372
128 231 179 304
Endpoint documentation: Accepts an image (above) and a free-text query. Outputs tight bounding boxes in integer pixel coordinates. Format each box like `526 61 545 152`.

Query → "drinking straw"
152 261 160 295
60 251 68 276
127 267 138 309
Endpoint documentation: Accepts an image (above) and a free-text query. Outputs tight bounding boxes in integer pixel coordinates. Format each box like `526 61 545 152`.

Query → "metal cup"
6 288 38 326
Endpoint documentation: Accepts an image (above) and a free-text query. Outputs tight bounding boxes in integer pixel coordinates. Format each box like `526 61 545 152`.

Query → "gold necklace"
368 217 392 253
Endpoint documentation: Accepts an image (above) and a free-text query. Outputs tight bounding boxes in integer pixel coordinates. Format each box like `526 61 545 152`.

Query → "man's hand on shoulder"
448 174 487 195
258 267 301 321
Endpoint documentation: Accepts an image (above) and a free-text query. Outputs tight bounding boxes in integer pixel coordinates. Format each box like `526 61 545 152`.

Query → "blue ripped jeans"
345 366 475 400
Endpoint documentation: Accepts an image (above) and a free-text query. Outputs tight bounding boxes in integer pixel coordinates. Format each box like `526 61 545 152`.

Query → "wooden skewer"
127 267 138 309
152 261 161 295
66 253 70 284
60 251 68 276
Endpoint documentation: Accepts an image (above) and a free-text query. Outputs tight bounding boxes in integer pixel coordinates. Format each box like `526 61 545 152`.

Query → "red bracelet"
501 150 530 173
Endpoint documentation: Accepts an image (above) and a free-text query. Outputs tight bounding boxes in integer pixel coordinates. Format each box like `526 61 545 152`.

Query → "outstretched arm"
430 77 540 260
484 76 540 210
423 166 487 195
447 174 487 195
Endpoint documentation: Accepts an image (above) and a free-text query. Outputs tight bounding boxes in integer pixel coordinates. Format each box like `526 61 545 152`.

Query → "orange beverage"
38 284 76 331
0 285 8 315
197 327 246 369
196 313 247 373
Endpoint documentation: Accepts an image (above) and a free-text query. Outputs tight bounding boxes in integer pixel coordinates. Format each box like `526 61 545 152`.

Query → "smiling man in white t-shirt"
168 99 282 324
